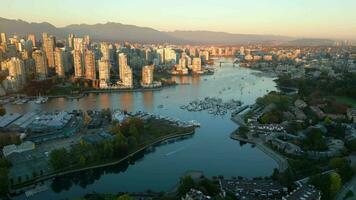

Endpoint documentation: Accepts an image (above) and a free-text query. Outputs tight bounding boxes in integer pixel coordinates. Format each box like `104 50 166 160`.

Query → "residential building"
73 50 84 78
32 50 48 80
85 50 96 80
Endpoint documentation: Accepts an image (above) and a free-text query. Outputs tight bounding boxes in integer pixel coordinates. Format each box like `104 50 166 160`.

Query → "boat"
158 105 164 109
189 120 201 127
35 96 49 104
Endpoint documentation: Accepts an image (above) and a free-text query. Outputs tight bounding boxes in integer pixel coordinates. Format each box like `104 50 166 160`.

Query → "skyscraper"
98 59 110 88
118 53 128 79
73 37 84 52
141 65 154 86
54 48 66 78
2 57 26 92
73 50 84 78
85 50 96 80
199 50 210 63
84 35 90 48
121 66 133 88
28 34 36 47
192 57 202 73
67 34 75 49
100 42 110 61
118 53 133 88
43 35 56 68
0 33 7 44
32 50 48 80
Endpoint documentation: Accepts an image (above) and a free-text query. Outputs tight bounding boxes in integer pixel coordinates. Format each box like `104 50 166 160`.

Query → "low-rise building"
2 141 35 157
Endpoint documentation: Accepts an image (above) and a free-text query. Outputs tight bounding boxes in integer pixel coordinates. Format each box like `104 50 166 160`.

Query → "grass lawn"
328 96 356 108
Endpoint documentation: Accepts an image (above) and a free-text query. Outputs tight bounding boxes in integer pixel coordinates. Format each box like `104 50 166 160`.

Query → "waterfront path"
256 143 288 172
10 130 195 194
230 132 288 172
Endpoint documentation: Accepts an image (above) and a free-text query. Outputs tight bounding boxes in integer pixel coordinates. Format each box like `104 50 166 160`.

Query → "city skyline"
2 0 356 40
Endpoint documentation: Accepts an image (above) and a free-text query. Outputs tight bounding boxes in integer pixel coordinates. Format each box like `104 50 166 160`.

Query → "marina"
180 97 243 116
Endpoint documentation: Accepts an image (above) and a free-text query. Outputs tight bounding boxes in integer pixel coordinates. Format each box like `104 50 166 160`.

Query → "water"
8 58 278 200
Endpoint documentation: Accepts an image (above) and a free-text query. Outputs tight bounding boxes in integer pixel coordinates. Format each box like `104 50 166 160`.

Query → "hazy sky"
2 0 356 39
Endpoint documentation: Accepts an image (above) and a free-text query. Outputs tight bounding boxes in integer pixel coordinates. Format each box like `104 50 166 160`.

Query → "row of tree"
50 117 144 171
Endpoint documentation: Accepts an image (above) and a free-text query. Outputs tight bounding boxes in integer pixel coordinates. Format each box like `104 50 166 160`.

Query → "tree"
0 168 9 196
178 176 196 196
129 123 139 139
329 172 342 197
117 194 134 200
79 155 86 167
329 158 354 182
0 107 6 116
50 148 70 170
303 128 327 151
127 136 138 150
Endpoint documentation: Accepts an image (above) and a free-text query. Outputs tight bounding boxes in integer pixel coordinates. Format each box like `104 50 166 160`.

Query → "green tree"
178 176 196 196
0 107 6 116
129 123 139 139
79 155 86 167
50 148 70 170
329 158 354 182
329 172 342 197
117 194 134 200
0 168 9 196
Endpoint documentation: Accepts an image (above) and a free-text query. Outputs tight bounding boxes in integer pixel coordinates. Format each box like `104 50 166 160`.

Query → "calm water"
8 58 278 200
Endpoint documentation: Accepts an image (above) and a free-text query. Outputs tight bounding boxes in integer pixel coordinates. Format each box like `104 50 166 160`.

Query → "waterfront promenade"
10 130 195 194
230 132 288 172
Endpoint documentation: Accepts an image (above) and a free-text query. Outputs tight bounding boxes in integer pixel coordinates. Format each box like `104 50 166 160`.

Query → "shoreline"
230 131 288 172
3 85 177 101
9 130 195 195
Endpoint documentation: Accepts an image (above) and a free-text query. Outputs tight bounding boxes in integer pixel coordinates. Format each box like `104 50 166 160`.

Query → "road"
335 176 356 200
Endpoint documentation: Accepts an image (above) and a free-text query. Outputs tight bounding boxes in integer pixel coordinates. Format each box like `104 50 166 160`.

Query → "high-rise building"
240 46 245 56
67 34 75 49
118 53 132 88
73 50 84 78
0 33 7 44
85 50 96 80
164 48 177 64
54 48 66 78
156 48 165 64
98 59 110 88
100 42 110 61
73 37 84 52
189 48 197 57
121 65 133 88
118 53 128 79
43 35 56 68
199 50 210 63
2 57 26 91
32 50 48 80
84 35 90 47
28 34 36 47
192 57 202 73
141 65 154 86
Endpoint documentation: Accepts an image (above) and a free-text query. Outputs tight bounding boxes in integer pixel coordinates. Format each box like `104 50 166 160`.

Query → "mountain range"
0 17 337 45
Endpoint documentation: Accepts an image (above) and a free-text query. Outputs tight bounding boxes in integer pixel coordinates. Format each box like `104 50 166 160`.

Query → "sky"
2 0 356 39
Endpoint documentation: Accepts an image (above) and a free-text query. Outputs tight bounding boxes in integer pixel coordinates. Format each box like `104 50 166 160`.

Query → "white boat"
35 96 49 104
189 120 201 127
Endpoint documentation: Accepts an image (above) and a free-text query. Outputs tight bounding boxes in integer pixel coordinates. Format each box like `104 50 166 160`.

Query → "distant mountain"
0 17 337 45
0 17 66 38
62 22 180 43
166 30 293 45
282 38 336 46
